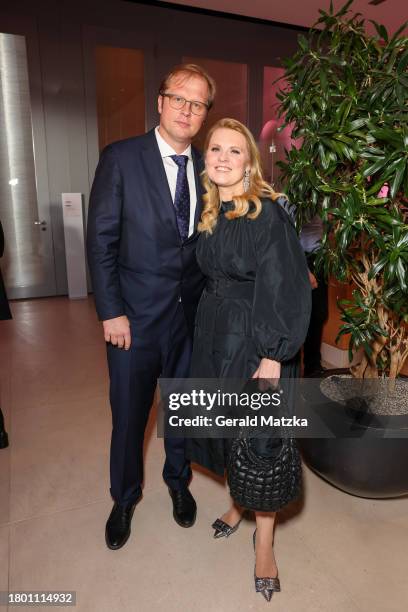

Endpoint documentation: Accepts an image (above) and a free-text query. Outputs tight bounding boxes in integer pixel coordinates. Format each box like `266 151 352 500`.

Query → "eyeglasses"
160 92 209 116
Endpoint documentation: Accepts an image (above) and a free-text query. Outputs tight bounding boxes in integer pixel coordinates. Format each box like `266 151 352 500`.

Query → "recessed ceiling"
156 0 407 35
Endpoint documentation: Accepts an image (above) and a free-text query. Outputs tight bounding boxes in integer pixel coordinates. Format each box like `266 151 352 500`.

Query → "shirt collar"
155 126 192 160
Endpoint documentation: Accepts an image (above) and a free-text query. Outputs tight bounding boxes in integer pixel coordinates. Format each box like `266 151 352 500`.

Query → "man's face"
158 74 209 151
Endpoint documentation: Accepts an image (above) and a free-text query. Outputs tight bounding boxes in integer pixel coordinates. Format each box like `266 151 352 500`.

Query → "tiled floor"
0 296 407 611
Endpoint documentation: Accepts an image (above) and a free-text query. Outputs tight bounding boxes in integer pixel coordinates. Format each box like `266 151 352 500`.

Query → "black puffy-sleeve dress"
187 197 312 476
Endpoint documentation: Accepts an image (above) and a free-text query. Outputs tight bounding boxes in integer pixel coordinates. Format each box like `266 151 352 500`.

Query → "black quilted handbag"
227 436 302 512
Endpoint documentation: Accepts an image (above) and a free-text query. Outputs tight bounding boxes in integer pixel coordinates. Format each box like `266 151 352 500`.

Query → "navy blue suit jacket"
86 129 206 339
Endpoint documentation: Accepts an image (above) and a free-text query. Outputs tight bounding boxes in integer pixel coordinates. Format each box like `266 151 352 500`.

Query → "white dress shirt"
154 126 197 238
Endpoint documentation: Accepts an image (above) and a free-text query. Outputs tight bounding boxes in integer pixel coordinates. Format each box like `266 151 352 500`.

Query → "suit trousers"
107 303 192 504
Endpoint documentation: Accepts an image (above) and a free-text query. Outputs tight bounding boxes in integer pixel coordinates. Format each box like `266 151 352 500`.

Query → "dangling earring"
243 169 250 192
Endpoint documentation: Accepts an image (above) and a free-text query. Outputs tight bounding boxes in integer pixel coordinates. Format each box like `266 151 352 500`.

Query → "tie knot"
171 154 189 168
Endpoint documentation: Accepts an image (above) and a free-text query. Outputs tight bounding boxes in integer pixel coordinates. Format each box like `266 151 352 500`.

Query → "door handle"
34 220 47 231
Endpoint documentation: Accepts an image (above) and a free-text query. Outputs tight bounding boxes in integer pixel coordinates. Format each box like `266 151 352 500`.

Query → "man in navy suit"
87 64 216 549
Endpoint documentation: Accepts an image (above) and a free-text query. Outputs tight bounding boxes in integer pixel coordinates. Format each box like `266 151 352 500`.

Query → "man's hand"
102 315 131 350
308 270 318 289
252 358 281 391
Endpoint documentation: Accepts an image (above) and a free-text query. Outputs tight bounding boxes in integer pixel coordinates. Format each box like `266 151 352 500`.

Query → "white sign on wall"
61 193 88 299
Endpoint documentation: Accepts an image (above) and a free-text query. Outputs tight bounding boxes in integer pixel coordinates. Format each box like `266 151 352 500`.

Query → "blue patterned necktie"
171 155 190 242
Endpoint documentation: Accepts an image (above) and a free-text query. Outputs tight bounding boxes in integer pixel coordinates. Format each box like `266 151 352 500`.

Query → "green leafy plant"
277 0 408 378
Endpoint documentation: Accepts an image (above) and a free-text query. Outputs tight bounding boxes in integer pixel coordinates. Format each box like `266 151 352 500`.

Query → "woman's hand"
308 269 318 289
252 358 281 390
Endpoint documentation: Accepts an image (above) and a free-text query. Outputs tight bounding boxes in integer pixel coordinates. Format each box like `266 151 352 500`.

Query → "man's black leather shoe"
168 487 197 528
105 497 141 550
0 429 9 449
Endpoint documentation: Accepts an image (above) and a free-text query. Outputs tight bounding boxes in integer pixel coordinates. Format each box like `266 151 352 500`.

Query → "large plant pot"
299 438 408 498
298 371 408 498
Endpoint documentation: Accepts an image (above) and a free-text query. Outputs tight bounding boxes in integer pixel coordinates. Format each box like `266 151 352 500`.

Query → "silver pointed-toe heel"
254 575 281 602
211 517 242 539
253 529 281 602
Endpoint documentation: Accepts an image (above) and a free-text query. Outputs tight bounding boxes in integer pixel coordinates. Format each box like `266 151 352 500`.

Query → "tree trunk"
389 348 400 381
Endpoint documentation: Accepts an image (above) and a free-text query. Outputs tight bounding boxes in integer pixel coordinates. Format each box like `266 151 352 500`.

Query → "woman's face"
205 127 250 200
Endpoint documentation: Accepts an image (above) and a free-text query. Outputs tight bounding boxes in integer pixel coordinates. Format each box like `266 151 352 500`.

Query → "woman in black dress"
0 220 11 449
188 118 311 601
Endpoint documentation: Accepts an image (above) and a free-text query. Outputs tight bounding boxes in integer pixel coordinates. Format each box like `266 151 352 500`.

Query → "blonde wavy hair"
198 118 282 234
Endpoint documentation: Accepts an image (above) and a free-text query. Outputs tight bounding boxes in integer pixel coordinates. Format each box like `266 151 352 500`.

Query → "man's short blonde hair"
158 63 216 109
